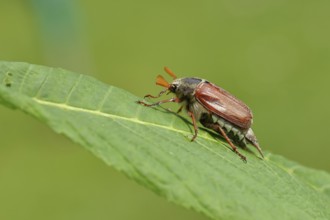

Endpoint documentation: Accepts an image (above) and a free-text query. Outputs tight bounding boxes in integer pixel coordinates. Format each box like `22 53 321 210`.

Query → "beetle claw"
240 155 247 163
136 100 149 106
136 100 144 104
190 134 197 142
184 134 195 142
233 150 247 163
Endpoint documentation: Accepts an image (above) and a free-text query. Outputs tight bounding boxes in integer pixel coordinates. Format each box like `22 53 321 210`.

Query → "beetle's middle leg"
176 105 184 114
161 105 184 114
187 110 198 141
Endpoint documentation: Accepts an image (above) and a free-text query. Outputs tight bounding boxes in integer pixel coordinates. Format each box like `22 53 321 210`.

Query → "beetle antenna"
164 67 177 79
156 75 170 88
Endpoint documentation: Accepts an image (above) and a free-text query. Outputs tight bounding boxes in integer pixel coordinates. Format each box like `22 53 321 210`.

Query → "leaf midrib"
33 97 220 144
33 96 278 171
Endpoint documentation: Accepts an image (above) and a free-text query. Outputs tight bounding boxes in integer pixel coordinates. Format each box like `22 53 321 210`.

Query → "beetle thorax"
170 77 203 101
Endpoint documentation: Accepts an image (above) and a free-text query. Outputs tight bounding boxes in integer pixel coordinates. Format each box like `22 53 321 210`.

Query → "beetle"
137 67 264 162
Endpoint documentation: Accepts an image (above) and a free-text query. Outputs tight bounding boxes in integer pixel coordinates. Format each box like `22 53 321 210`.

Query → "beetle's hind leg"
161 105 184 114
217 126 247 162
200 118 247 162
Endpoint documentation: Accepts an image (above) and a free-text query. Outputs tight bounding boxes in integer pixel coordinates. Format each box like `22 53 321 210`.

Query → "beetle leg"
137 97 179 107
187 111 198 142
176 105 184 114
217 126 247 162
162 105 184 114
143 88 168 99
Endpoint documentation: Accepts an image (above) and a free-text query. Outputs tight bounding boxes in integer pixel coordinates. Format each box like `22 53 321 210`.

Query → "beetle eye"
170 84 177 92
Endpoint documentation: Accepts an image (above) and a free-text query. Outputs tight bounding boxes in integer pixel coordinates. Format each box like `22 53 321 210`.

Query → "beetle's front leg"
137 97 180 107
143 88 168 99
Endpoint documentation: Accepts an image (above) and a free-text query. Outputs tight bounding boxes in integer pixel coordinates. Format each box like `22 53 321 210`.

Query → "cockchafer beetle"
137 67 264 162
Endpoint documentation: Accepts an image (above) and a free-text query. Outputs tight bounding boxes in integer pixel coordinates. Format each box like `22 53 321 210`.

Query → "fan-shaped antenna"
164 67 177 79
156 75 170 88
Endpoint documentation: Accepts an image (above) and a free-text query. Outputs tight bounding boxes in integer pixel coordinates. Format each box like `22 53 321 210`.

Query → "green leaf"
0 61 329 220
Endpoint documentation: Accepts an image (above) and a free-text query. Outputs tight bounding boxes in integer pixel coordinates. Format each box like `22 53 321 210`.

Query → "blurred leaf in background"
0 0 329 220
30 0 93 73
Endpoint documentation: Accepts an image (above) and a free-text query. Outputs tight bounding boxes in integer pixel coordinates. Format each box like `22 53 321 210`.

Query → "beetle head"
156 67 186 96
155 67 201 100
155 67 177 91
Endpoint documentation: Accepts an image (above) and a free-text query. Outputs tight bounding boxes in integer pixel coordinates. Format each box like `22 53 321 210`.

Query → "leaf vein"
96 86 113 111
18 64 33 92
34 67 53 98
64 74 83 104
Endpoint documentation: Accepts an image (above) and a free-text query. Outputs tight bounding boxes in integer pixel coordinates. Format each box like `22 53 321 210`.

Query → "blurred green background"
1 0 329 219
